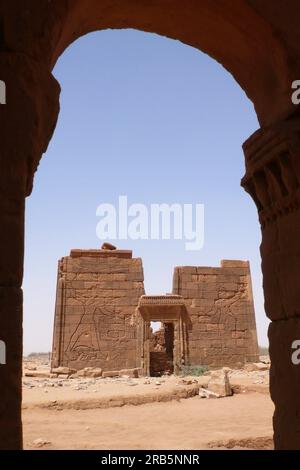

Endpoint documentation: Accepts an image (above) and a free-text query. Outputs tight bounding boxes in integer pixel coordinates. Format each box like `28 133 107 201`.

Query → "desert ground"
22 355 274 450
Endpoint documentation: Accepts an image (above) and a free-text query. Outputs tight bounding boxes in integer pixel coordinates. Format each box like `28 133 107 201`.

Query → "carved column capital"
241 114 300 229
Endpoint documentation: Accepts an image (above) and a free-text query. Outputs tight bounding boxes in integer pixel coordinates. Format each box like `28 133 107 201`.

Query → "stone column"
241 113 300 449
0 53 59 449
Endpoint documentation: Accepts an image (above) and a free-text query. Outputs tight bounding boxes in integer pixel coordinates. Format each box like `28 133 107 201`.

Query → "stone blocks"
52 253 259 374
173 260 259 368
51 249 145 372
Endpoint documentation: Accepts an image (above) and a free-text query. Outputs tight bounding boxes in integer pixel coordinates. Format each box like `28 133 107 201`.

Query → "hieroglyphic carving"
65 305 129 364
52 252 258 372
51 249 144 371
173 261 259 367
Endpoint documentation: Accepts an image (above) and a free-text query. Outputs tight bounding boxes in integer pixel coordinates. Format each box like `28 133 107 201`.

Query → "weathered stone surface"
199 387 220 399
244 362 269 372
269 318 300 449
31 438 52 449
52 255 259 377
173 261 259 368
24 371 50 378
207 368 233 397
52 366 77 376
2 0 300 451
101 242 117 250
0 287 23 450
119 368 139 378
51 249 145 373
102 370 120 378
72 367 103 378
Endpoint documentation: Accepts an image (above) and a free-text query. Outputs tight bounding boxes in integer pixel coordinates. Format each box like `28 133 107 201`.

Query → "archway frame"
1 0 300 450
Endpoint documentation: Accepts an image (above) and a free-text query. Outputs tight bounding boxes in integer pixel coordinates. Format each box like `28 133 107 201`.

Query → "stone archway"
1 0 300 450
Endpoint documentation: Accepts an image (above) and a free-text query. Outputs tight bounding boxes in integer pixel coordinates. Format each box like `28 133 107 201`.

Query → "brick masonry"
51 251 259 373
172 260 259 367
51 249 145 371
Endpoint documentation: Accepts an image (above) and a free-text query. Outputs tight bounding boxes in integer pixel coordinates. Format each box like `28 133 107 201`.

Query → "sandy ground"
23 375 201 408
23 393 274 450
22 355 273 450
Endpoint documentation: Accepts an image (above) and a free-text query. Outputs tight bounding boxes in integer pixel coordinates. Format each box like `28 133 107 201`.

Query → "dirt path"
23 392 274 450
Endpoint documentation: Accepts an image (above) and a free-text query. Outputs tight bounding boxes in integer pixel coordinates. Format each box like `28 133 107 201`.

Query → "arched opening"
22 28 269 449
1 1 300 451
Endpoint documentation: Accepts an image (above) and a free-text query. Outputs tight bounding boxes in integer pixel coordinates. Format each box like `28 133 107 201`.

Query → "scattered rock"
52 366 77 376
25 365 37 371
58 374 69 380
72 367 103 378
178 379 197 385
101 242 117 250
208 436 273 450
199 387 220 399
119 368 139 378
23 381 34 388
206 368 232 397
102 370 119 378
31 438 51 448
259 356 270 364
24 371 50 378
231 384 242 394
244 363 269 372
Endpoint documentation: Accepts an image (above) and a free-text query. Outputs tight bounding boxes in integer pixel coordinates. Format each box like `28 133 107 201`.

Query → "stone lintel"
138 295 185 306
138 295 186 321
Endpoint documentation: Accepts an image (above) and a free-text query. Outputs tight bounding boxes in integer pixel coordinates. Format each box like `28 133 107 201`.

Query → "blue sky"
23 29 269 355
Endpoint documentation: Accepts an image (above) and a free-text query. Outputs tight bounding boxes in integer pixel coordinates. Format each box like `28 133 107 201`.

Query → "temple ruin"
51 247 259 376
2 0 300 450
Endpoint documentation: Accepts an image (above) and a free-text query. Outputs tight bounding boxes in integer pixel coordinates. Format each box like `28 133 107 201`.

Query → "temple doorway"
136 295 188 376
150 322 175 376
